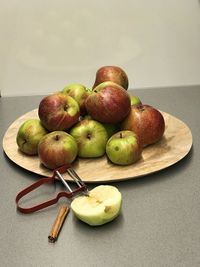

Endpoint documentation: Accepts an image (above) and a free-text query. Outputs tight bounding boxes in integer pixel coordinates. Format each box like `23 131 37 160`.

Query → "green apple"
62 83 91 115
106 130 142 165
130 95 142 106
16 119 48 155
38 131 78 169
71 185 122 226
103 123 120 138
69 119 108 158
80 114 119 138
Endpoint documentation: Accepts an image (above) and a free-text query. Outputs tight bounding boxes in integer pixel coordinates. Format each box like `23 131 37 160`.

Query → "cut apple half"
71 185 122 226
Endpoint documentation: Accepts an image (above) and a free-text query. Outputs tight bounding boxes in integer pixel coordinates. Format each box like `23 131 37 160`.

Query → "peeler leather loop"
16 176 55 213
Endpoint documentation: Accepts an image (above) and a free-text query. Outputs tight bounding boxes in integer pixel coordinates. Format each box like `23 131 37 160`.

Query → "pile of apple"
16 66 165 170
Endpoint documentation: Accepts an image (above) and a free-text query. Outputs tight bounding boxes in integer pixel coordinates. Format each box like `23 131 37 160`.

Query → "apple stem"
55 135 60 141
87 133 91 140
64 105 68 111
138 105 145 112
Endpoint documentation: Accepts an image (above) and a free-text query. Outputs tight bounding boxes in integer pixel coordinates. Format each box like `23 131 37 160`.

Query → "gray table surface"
0 86 199 267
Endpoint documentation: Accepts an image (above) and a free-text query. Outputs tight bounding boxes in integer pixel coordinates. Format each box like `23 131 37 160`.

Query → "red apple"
38 93 80 131
85 81 131 124
62 83 91 115
38 131 78 169
93 66 129 90
121 104 165 147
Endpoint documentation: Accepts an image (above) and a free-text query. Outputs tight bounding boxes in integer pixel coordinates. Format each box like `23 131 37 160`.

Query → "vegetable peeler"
15 164 89 214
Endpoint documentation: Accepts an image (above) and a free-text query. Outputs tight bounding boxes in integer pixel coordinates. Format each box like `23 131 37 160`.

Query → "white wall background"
0 0 200 96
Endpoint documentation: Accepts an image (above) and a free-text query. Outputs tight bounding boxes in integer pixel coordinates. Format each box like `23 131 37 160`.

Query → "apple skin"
93 66 129 90
71 185 122 226
85 81 131 124
130 95 142 106
80 114 119 138
38 93 80 131
121 104 165 147
106 130 142 165
62 83 91 115
38 131 78 169
16 119 48 155
69 119 108 158
103 123 120 138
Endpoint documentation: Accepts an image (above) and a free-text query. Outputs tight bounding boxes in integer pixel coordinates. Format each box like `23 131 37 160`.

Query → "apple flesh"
38 131 78 169
85 81 131 124
62 83 91 115
121 104 165 147
16 119 48 155
71 185 122 226
69 119 108 158
38 93 80 131
106 130 142 165
93 66 129 90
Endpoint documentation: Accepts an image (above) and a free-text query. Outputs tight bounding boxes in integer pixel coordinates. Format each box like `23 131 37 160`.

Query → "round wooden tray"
3 109 192 183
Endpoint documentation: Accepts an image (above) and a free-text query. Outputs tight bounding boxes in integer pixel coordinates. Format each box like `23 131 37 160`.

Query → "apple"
16 119 48 155
69 119 108 158
85 81 131 124
38 93 80 131
38 131 78 169
71 185 122 226
130 95 142 106
62 83 91 115
121 104 165 147
103 123 120 138
106 130 142 165
93 66 129 90
80 114 119 138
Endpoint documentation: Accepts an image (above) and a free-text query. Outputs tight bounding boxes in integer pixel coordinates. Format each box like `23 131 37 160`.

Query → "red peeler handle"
15 165 74 214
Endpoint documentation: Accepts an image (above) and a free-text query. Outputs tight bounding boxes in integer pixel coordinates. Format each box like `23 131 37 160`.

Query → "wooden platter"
3 109 192 183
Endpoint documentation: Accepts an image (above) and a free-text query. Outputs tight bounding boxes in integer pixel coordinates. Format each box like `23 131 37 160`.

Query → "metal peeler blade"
55 168 89 197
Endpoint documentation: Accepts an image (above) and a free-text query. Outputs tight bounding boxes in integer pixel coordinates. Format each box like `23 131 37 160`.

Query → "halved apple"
71 185 122 226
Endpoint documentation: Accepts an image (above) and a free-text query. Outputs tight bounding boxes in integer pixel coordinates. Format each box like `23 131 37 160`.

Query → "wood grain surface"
2 109 192 183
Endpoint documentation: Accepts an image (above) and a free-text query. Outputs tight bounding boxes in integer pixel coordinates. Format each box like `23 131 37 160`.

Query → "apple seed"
104 206 111 213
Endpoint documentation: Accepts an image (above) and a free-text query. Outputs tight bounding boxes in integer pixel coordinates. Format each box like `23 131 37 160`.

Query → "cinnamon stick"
48 205 70 243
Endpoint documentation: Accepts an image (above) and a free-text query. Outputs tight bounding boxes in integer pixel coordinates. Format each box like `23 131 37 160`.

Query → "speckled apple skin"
121 104 165 147
62 83 91 115
93 66 129 90
85 82 131 124
16 119 48 155
70 119 108 158
38 131 78 169
38 94 80 131
106 130 142 165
